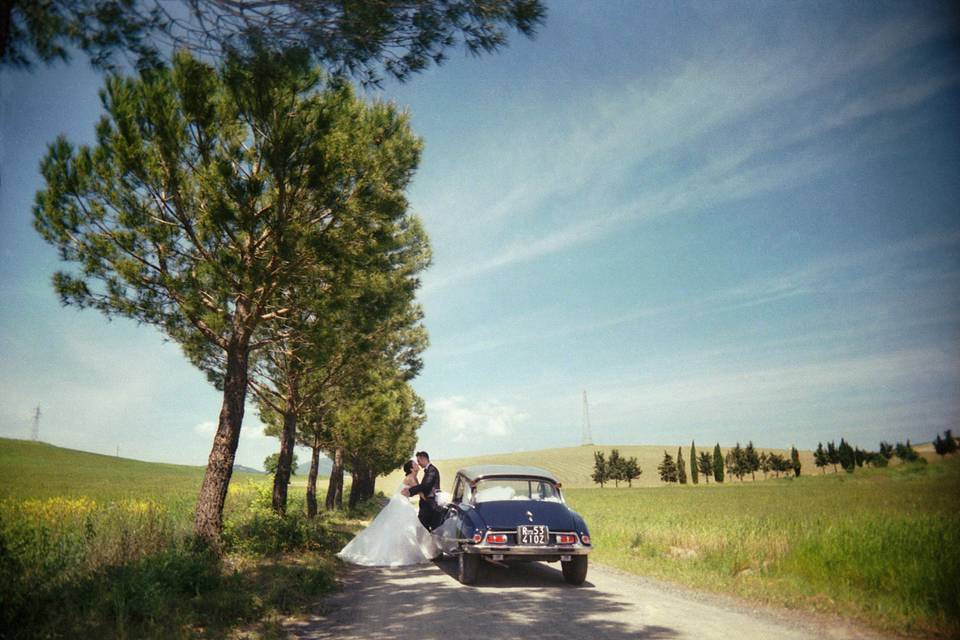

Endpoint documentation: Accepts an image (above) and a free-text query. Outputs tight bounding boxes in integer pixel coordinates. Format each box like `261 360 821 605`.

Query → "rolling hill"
0 437 266 502
375 443 826 493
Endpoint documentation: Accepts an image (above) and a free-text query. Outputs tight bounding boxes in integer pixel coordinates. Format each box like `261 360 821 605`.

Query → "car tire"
561 555 588 585
458 551 480 585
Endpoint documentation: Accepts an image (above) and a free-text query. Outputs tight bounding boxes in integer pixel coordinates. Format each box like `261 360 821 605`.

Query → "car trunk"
475 500 577 531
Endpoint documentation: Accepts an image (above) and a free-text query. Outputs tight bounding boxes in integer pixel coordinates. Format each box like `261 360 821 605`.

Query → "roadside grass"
0 438 367 639
564 458 960 638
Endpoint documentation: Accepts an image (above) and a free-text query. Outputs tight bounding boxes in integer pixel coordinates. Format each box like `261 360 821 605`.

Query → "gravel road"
284 558 892 640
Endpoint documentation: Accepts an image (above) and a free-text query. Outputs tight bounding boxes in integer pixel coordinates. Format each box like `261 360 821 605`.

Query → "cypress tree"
838 438 855 472
677 446 687 484
690 441 699 484
745 441 759 481
713 443 724 483
790 446 802 477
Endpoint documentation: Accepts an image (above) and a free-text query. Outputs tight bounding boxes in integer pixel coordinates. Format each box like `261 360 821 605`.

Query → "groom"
402 451 442 531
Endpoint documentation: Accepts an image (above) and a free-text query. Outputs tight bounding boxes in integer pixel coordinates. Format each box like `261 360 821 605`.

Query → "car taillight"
486 533 507 544
556 534 577 545
580 534 591 545
472 533 482 543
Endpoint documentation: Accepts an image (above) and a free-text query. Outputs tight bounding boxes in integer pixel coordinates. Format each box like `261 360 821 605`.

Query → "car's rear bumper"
463 543 591 558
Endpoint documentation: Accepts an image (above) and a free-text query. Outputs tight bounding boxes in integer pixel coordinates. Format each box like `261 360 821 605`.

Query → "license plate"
517 525 549 545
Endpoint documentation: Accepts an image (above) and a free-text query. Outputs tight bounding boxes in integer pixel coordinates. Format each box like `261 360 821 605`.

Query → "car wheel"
561 555 588 585
458 551 480 585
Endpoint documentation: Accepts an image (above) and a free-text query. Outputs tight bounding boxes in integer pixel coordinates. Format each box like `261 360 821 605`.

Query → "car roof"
457 464 559 483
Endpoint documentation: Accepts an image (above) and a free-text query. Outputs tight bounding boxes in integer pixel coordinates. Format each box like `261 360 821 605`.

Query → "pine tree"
608 449 624 487
814 442 828 473
592 451 608 488
713 443 724 483
32 50 425 544
827 441 840 473
727 442 746 481
3 0 547 87
658 451 678 483
621 457 642 487
690 441 699 484
677 447 687 484
697 451 713 483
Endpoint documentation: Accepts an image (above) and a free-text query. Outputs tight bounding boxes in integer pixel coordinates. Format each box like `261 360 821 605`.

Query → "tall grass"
0 439 365 639
565 458 960 637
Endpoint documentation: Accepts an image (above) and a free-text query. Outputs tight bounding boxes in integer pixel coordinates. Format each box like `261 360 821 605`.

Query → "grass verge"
0 442 376 640
564 457 960 638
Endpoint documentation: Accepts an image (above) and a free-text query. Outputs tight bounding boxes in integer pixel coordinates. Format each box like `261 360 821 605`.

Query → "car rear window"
474 478 562 503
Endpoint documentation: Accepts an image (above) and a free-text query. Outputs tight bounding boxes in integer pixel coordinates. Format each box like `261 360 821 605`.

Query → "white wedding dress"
337 487 440 567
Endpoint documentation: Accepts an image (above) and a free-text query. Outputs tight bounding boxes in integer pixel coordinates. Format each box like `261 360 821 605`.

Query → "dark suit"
407 463 442 531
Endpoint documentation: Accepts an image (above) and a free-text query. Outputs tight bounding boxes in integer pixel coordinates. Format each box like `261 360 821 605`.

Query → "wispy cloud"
419 14 958 296
427 231 960 360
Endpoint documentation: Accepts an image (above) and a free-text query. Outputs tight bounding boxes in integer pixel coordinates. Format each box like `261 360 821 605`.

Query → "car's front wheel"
561 555 588 585
458 550 480 585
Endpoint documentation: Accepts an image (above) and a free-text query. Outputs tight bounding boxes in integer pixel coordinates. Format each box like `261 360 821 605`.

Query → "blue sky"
2 1 958 469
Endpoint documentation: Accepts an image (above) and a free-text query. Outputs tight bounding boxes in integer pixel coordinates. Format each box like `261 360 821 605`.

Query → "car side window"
453 478 464 503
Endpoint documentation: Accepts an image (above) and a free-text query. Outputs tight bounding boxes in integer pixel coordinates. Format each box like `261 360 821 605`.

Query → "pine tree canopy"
2 0 547 86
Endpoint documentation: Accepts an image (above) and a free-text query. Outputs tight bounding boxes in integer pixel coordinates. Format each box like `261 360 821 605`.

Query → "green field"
564 459 960 637
0 438 365 640
4 437 957 638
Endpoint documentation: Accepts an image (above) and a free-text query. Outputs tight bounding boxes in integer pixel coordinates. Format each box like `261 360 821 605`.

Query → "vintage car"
434 464 592 585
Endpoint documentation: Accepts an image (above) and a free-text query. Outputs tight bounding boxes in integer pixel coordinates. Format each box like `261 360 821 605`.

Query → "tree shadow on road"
285 557 680 639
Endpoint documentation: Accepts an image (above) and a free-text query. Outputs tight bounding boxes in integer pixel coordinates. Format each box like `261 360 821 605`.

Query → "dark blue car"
434 465 592 585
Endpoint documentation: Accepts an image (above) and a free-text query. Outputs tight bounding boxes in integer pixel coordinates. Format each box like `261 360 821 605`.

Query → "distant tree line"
813 430 956 474
592 430 959 488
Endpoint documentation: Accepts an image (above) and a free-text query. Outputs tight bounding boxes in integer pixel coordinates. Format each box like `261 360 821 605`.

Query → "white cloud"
428 396 528 442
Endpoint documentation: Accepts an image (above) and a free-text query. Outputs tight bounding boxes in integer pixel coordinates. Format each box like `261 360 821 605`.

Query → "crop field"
564 458 960 637
0 438 364 640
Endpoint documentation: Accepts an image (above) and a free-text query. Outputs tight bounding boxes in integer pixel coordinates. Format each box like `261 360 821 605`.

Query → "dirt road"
284 559 890 640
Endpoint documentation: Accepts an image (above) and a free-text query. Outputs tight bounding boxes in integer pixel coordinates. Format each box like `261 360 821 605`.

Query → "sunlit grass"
0 438 364 639
565 458 960 637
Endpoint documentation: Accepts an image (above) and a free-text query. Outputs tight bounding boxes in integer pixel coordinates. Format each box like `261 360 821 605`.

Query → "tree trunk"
306 444 321 518
363 468 377 501
348 458 365 509
325 447 343 510
271 404 297 516
271 368 300 516
194 337 250 546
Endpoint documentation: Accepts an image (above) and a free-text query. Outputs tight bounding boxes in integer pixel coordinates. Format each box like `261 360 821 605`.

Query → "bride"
337 459 440 567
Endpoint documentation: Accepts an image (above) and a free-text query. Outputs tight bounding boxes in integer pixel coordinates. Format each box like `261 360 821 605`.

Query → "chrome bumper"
463 543 591 557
